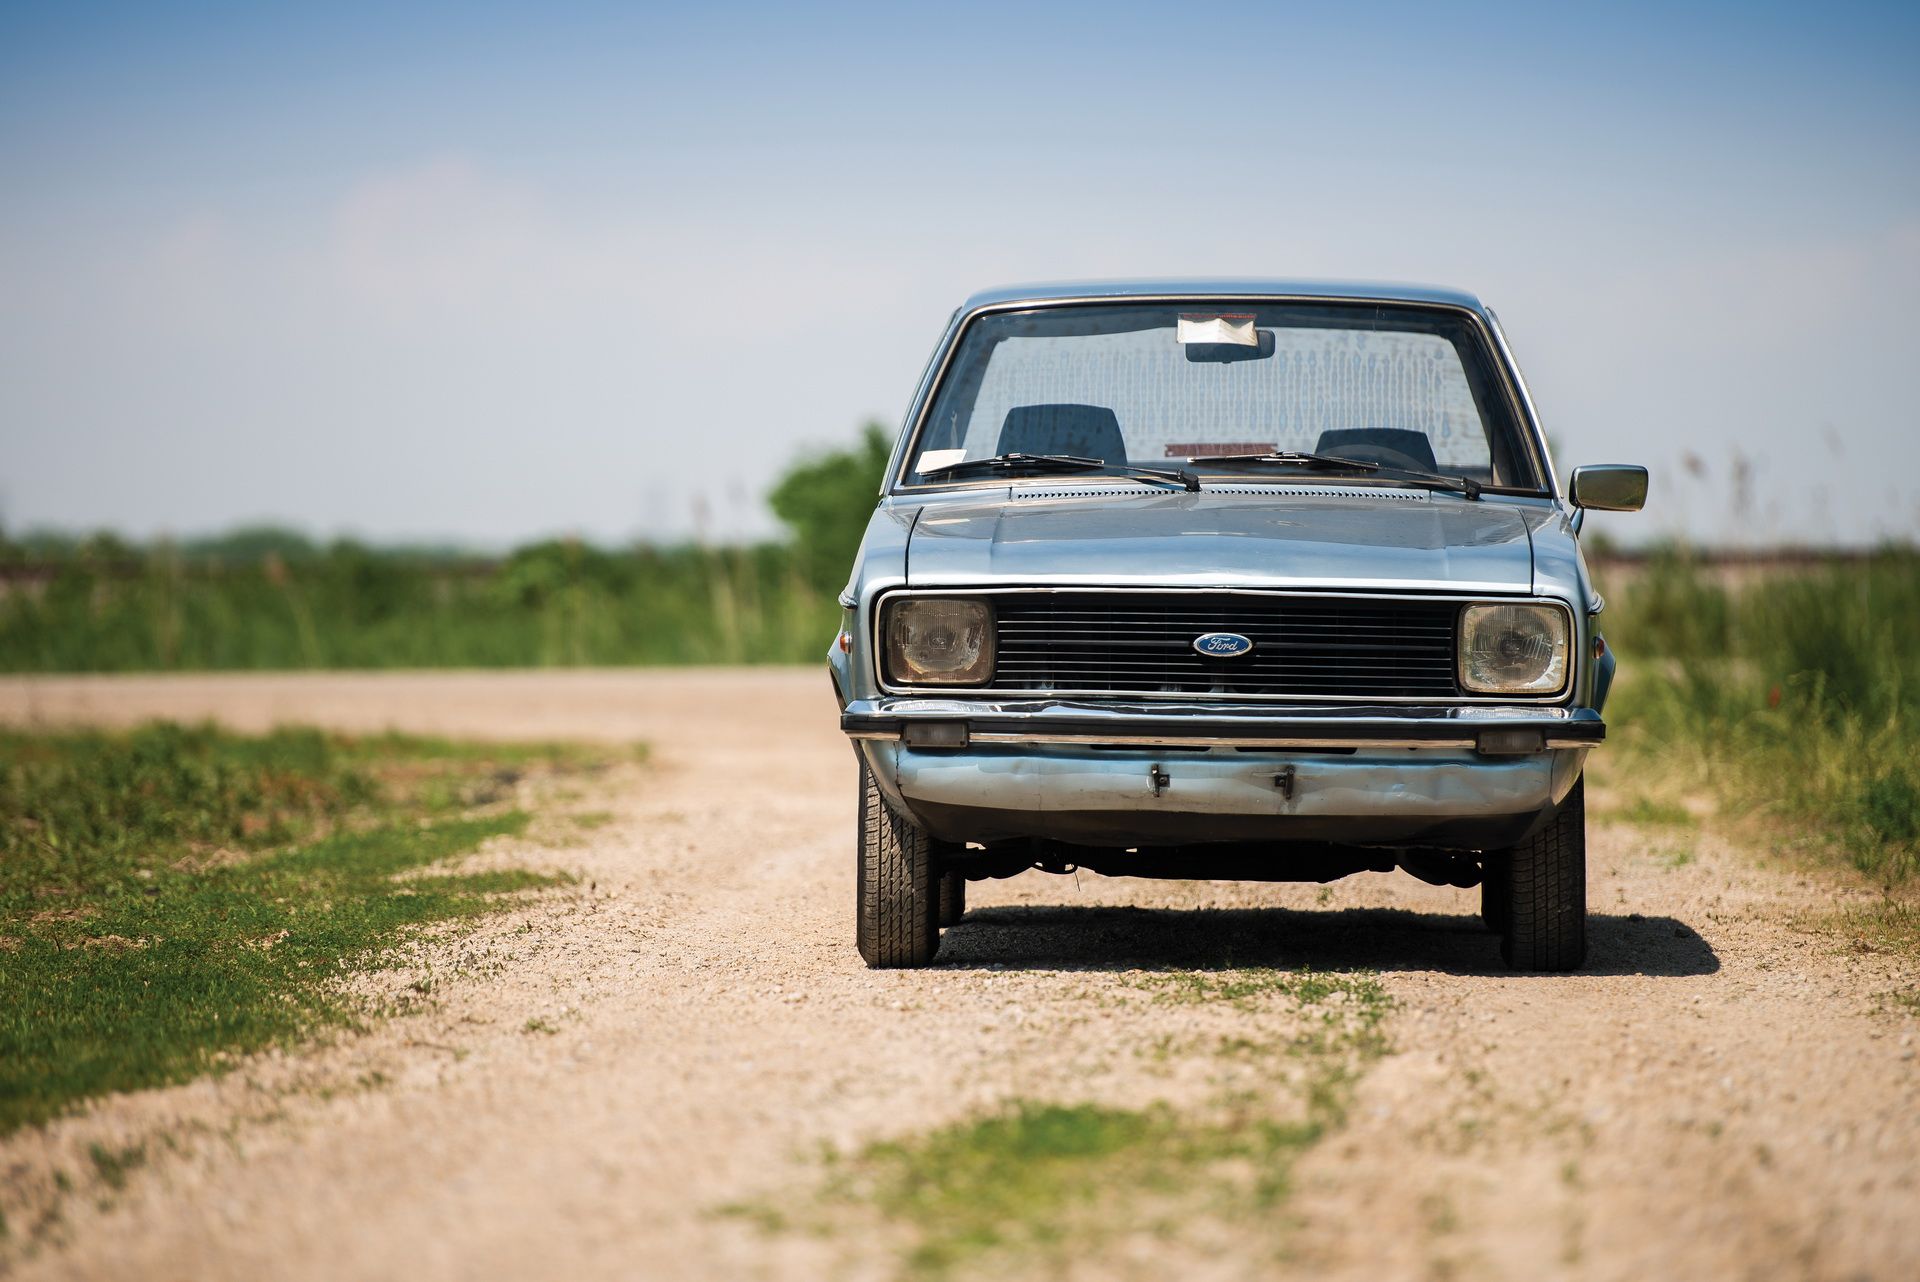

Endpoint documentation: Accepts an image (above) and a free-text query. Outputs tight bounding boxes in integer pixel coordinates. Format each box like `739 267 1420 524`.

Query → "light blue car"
831 280 1647 972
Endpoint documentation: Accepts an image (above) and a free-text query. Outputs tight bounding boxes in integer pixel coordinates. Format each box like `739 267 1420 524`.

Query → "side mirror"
1570 464 1648 513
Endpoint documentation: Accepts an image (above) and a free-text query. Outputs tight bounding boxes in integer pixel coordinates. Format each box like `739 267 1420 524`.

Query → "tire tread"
1499 778 1587 972
858 759 940 967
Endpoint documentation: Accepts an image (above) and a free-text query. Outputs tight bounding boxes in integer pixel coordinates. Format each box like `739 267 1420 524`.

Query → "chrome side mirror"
1570 464 1648 512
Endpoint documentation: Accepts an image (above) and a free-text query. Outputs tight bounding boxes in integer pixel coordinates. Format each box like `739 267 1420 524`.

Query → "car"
829 279 1647 972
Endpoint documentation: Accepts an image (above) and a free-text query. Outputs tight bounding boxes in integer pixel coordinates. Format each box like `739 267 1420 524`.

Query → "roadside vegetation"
1595 548 1919 936
0 426 891 672
0 533 837 670
0 722 609 1134
729 970 1391 1279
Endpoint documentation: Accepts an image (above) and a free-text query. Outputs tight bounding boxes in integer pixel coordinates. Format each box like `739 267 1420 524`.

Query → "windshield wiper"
1188 451 1482 500
919 452 1201 492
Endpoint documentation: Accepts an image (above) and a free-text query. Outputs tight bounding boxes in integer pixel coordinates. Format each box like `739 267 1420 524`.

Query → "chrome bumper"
843 697 1596 848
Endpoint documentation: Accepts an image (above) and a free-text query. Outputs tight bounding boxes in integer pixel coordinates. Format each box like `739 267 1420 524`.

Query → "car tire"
1480 855 1510 934
938 870 967 928
857 758 941 968
1497 778 1588 972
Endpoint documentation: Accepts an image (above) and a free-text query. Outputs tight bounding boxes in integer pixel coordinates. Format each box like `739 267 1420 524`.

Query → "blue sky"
3 1 1917 545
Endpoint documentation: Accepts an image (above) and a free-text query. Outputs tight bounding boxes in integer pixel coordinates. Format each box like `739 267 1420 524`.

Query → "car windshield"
901 302 1544 492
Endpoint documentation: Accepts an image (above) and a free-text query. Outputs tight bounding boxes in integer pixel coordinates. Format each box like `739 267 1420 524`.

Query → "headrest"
1313 428 1439 473
997 404 1127 464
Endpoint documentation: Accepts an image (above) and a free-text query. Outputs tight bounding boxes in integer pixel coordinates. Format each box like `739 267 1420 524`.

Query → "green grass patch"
739 970 1391 1278
834 1101 1316 1277
85 1143 146 1192
1595 795 1697 828
0 722 606 1134
1127 965 1387 1015
1660 843 1697 869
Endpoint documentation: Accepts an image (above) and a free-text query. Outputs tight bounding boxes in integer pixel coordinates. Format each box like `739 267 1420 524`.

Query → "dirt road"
1 670 1915 1281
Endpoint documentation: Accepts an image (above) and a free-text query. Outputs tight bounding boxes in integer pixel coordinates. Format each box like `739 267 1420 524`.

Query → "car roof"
960 278 1487 314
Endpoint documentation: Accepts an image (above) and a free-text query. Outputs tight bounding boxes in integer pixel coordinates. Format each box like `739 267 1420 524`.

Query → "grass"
736 970 1391 1279
1127 965 1383 1014
1595 795 1697 828
0 722 606 1134
1601 548 1920 889
835 1101 1304 1277
0 533 840 671
85 1143 146 1192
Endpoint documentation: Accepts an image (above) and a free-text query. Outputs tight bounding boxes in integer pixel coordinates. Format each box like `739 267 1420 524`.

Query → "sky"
2 0 1917 548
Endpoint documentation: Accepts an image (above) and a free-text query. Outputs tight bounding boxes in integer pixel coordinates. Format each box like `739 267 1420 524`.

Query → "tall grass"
1603 548 1919 883
0 536 839 671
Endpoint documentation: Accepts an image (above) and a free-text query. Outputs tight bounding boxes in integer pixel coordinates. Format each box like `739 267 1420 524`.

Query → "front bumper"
843 697 1598 850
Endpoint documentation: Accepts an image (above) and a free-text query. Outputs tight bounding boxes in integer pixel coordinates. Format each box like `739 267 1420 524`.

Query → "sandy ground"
0 669 1915 1281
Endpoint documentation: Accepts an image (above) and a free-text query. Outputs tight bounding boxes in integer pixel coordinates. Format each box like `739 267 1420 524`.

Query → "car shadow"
935 904 1719 977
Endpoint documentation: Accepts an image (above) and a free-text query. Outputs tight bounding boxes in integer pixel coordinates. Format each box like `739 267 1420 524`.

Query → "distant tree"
768 422 893 592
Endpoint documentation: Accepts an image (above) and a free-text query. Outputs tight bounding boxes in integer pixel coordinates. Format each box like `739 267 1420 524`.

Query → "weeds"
1604 549 1920 887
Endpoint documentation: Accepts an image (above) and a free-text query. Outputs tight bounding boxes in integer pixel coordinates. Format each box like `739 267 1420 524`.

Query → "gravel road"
1 669 1915 1281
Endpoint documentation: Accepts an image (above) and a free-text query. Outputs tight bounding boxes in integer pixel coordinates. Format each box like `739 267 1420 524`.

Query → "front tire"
857 759 941 968
938 871 967 928
1495 778 1588 972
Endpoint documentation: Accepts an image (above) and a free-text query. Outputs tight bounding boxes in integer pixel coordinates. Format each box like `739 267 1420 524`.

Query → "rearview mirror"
1184 331 1276 363
1570 464 1647 512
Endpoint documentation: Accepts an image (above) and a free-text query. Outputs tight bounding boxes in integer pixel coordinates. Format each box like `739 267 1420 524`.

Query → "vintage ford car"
830 280 1646 972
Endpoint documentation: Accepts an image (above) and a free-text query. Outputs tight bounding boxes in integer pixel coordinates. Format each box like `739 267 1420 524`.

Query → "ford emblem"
1193 631 1254 658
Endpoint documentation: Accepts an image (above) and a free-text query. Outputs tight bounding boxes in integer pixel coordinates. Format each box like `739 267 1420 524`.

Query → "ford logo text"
1192 631 1255 658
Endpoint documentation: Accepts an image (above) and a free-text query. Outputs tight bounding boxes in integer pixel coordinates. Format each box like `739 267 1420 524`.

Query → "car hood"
905 486 1537 593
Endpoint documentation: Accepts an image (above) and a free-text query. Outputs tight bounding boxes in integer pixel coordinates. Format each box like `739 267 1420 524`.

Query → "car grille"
988 593 1461 699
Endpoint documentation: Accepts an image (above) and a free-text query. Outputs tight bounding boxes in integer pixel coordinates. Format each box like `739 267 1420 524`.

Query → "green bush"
767 421 892 593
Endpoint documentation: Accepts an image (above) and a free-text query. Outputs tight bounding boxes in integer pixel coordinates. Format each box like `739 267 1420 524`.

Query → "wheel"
1481 854 1510 934
939 871 967 928
1496 778 1587 972
857 757 941 968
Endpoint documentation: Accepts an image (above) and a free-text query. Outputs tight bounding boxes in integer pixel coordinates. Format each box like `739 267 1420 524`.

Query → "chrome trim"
889 294 1552 498
1482 305 1561 503
881 309 965 499
872 586 1578 705
848 729 1596 749
1454 600 1578 697
841 694 1604 751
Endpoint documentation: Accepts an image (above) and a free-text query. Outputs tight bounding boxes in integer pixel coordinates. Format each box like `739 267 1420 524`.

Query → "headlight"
1459 603 1570 695
883 598 994 685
